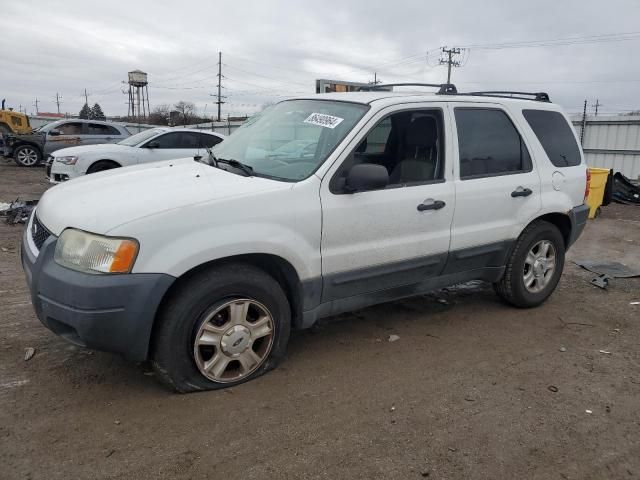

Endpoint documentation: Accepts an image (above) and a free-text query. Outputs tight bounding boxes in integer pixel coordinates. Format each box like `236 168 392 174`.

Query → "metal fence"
572 114 640 179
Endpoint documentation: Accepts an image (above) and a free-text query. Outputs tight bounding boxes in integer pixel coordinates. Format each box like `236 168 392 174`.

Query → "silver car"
5 119 131 167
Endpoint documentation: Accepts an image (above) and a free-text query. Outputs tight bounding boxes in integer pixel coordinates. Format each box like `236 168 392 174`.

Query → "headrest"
405 116 438 147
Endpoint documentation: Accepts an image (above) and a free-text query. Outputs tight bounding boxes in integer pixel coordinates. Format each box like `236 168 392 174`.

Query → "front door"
138 131 202 164
320 104 455 302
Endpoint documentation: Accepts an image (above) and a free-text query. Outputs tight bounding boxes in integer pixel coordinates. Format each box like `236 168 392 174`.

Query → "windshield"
212 99 368 181
118 128 166 147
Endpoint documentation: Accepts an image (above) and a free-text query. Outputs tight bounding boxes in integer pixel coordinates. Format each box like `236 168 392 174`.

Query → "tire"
494 220 565 308
152 263 291 392
87 160 120 174
14 145 42 167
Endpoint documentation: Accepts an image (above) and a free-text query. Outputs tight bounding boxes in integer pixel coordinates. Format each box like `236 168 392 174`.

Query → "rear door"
83 123 125 146
447 103 541 272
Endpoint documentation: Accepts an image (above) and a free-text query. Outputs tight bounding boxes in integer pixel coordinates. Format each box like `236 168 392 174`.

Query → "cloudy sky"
2 0 640 119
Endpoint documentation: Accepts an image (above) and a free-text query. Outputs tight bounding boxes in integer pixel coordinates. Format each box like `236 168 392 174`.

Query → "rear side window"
455 108 531 179
522 110 581 167
199 133 223 148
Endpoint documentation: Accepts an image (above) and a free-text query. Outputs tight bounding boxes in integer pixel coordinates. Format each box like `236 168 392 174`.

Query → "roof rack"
362 83 458 94
358 83 551 102
465 91 551 102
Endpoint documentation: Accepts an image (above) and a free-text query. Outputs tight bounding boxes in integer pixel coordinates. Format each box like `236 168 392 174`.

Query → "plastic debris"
630 301 640 305
585 409 593 414
590 274 612 289
388 334 400 342
574 260 640 278
24 347 35 361
436 298 449 305
390 405 396 412
0 198 39 224
599 350 612 355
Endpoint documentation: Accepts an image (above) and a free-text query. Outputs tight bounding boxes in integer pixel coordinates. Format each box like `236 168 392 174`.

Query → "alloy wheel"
193 298 275 383
523 239 557 293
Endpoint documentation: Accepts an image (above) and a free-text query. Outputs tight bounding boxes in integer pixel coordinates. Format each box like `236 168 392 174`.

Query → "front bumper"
21 225 175 361
46 157 73 183
567 203 590 248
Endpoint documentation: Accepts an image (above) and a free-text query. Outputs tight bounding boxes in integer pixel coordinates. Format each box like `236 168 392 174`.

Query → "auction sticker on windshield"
304 113 344 129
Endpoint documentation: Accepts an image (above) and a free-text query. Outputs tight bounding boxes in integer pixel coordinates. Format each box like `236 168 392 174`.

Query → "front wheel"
494 221 565 308
152 264 291 392
14 145 42 167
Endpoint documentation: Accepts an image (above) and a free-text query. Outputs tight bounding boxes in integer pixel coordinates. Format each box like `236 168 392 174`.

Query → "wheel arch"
87 159 122 173
150 253 305 356
530 212 572 248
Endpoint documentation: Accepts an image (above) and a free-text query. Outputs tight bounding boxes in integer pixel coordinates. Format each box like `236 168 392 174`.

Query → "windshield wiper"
217 158 254 177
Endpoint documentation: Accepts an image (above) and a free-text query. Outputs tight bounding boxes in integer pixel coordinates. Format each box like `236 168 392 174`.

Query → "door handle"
511 187 533 198
417 200 446 211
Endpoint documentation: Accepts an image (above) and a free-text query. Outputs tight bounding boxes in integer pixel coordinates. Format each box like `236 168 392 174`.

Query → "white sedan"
46 128 225 183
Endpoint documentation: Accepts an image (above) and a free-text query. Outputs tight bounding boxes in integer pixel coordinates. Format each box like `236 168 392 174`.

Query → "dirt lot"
1 160 639 480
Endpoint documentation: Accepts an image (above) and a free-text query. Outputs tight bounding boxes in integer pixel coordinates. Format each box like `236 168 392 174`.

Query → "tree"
79 103 91 119
174 101 196 126
90 103 106 120
148 104 171 125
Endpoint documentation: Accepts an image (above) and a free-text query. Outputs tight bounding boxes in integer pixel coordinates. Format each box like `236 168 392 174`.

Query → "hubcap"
18 148 38 166
523 240 557 293
193 299 275 383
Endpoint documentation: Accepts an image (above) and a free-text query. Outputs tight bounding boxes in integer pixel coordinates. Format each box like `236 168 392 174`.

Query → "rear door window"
522 110 581 167
454 108 531 179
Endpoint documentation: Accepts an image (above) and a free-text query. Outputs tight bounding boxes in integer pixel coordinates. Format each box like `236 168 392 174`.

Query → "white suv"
21 84 590 392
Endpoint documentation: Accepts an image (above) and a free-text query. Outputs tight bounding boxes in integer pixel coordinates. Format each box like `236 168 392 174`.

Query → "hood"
51 143 133 157
36 158 289 235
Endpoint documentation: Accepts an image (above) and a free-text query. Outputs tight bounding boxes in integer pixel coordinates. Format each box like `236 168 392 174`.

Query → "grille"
31 215 52 250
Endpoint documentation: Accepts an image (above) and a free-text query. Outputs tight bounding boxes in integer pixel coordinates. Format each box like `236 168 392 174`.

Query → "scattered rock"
464 396 475 402
448 447 458 452
143 371 154 376
24 347 36 361
585 409 593 414
390 405 396 412
559 346 567 352
548 385 559 393
420 469 431 477
388 334 400 343
606 405 611 413
114 420 121 425
436 298 448 305
105 449 116 458
598 350 612 355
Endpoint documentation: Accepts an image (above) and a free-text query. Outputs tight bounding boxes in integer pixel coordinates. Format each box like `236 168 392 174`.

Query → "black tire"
87 160 120 174
151 263 291 392
13 144 42 167
494 220 565 308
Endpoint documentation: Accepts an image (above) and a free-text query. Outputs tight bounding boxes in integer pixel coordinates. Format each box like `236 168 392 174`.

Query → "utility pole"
33 98 40 115
83 88 89 106
369 72 382 85
54 92 62 114
592 99 602 116
580 99 588 146
215 51 225 122
439 47 462 83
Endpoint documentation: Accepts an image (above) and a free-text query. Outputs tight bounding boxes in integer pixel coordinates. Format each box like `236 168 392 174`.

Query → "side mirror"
48 129 61 136
146 141 160 149
344 163 389 193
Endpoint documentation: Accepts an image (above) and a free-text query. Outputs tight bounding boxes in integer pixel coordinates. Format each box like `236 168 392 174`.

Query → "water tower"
127 70 150 120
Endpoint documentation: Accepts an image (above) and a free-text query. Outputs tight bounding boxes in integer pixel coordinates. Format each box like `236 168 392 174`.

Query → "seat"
390 116 438 184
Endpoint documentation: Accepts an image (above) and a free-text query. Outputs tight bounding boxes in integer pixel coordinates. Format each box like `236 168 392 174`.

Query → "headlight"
54 229 139 274
55 156 78 165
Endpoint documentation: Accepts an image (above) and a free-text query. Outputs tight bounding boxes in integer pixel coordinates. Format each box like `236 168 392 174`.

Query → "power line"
54 92 62 114
214 51 225 122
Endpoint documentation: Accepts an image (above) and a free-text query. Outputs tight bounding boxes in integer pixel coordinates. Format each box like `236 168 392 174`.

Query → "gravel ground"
1 160 639 480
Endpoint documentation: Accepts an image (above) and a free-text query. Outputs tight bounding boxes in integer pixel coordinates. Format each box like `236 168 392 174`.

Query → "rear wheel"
152 264 291 392
494 221 565 308
87 160 120 174
14 145 41 167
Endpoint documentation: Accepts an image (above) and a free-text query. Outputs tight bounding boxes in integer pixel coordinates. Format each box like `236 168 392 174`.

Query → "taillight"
584 168 591 202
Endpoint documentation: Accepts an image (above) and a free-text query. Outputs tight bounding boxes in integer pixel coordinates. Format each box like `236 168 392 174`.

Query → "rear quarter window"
522 110 581 167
